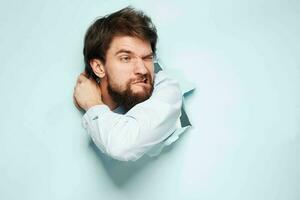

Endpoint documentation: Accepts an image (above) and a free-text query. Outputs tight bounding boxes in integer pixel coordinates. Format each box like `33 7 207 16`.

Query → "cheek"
115 69 132 83
109 72 132 91
146 63 155 80
106 62 133 88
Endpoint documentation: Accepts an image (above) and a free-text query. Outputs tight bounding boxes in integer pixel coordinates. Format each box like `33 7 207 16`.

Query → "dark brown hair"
83 6 158 81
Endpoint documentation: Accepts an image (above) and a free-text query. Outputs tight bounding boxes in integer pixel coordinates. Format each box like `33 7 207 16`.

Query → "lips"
132 77 148 84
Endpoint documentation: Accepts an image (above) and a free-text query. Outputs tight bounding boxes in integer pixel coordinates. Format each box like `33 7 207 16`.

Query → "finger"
73 94 82 110
77 74 88 84
81 71 88 77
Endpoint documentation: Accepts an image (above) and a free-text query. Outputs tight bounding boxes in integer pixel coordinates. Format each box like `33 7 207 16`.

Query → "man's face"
104 36 155 111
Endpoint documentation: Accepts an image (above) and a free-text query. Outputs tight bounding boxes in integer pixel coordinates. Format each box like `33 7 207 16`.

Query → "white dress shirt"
82 70 183 161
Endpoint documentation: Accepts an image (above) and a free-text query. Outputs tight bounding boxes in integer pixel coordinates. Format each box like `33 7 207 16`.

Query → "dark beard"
107 76 154 112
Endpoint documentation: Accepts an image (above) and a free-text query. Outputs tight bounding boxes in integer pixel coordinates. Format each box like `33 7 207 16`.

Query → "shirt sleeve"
82 70 183 161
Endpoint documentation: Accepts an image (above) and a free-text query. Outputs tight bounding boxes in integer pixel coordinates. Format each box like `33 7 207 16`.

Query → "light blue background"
0 0 299 199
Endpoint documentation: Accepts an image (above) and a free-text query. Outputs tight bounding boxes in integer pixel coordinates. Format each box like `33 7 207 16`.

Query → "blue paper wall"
0 0 299 199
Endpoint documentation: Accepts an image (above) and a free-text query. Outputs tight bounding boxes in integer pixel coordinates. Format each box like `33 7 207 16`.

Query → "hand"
73 72 103 111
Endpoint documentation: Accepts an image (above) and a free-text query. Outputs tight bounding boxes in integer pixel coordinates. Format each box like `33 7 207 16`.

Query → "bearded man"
74 7 183 161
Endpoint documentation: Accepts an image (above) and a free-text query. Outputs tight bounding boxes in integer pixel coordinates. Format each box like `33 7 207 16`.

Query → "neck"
99 80 119 111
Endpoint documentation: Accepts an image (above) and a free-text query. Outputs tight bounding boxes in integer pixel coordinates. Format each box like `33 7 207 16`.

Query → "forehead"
107 36 152 56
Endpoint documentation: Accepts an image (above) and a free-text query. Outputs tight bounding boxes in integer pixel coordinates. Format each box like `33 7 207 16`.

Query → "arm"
82 71 182 161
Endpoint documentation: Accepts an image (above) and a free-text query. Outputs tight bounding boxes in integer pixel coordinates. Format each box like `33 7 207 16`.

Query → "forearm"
82 71 183 161
83 102 181 161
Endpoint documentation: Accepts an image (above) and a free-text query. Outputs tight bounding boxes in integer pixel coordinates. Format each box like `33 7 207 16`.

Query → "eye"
120 56 131 63
144 55 154 62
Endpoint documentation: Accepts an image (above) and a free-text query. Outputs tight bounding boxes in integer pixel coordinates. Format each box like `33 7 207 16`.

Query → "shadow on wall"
88 127 192 188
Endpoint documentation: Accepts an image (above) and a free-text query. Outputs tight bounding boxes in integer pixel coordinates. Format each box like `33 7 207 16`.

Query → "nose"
134 58 148 75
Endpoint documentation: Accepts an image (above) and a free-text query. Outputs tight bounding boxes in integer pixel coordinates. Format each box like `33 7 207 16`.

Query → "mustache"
131 74 152 84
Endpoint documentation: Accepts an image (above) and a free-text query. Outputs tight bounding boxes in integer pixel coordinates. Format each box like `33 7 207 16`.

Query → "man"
73 7 183 161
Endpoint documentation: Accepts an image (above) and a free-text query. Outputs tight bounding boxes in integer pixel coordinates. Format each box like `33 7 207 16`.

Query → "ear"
90 59 106 78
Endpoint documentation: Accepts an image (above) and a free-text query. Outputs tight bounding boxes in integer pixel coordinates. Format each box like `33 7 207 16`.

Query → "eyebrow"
115 49 153 58
115 49 133 56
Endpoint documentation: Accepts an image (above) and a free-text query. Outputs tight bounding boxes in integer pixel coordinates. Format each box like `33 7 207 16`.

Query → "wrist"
84 100 103 111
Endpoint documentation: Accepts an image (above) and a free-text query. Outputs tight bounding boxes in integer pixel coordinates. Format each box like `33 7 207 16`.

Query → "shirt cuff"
82 104 110 129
